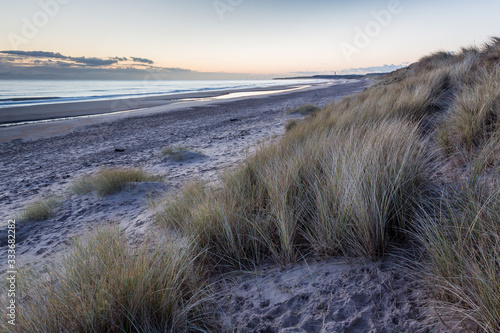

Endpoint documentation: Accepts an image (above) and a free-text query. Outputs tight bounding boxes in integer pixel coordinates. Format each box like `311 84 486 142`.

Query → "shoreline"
0 81 349 142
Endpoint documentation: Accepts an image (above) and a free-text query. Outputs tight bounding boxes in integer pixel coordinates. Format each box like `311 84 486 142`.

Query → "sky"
0 0 499 79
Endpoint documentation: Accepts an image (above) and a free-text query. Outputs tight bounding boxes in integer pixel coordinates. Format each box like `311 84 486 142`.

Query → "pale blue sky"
0 0 499 78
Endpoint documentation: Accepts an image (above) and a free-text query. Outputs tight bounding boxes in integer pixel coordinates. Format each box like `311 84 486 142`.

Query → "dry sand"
213 257 433 332
0 79 441 332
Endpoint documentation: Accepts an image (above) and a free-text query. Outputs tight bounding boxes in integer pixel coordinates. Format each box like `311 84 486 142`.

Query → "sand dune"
1 79 438 331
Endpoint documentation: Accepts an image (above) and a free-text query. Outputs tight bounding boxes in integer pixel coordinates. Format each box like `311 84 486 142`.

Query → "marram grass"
285 103 320 115
18 196 61 222
3 226 214 333
72 167 162 196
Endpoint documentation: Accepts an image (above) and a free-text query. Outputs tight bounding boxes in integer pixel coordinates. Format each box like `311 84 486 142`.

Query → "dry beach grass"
3 38 500 332
12 226 212 332
18 195 61 222
72 168 163 197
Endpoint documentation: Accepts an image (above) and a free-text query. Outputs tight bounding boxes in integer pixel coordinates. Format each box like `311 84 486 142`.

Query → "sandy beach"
0 82 328 142
0 79 436 332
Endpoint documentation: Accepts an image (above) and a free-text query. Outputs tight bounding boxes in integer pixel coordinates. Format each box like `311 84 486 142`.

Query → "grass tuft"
160 146 190 161
415 186 500 332
285 104 320 115
437 67 500 155
18 196 61 222
5 226 213 333
72 168 162 196
285 119 298 132
157 118 431 267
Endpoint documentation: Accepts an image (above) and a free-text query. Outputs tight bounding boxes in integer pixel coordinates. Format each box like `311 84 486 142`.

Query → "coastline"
0 81 346 142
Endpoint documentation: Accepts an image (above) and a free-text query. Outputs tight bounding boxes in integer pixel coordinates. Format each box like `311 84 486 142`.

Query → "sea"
0 79 330 109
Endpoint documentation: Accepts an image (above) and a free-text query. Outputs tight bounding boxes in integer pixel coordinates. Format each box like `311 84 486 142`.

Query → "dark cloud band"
0 50 200 79
0 50 155 67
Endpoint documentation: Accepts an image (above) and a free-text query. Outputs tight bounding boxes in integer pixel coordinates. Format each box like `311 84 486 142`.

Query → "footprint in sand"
36 248 46 255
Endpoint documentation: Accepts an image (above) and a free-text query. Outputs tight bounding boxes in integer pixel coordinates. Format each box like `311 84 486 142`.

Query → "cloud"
1 50 66 59
0 50 166 70
335 64 406 75
0 51 228 79
155 66 192 73
131 57 154 64
0 61 248 80
289 71 322 75
0 50 273 79
287 64 407 77
54 61 74 68
73 57 118 66
0 50 120 67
